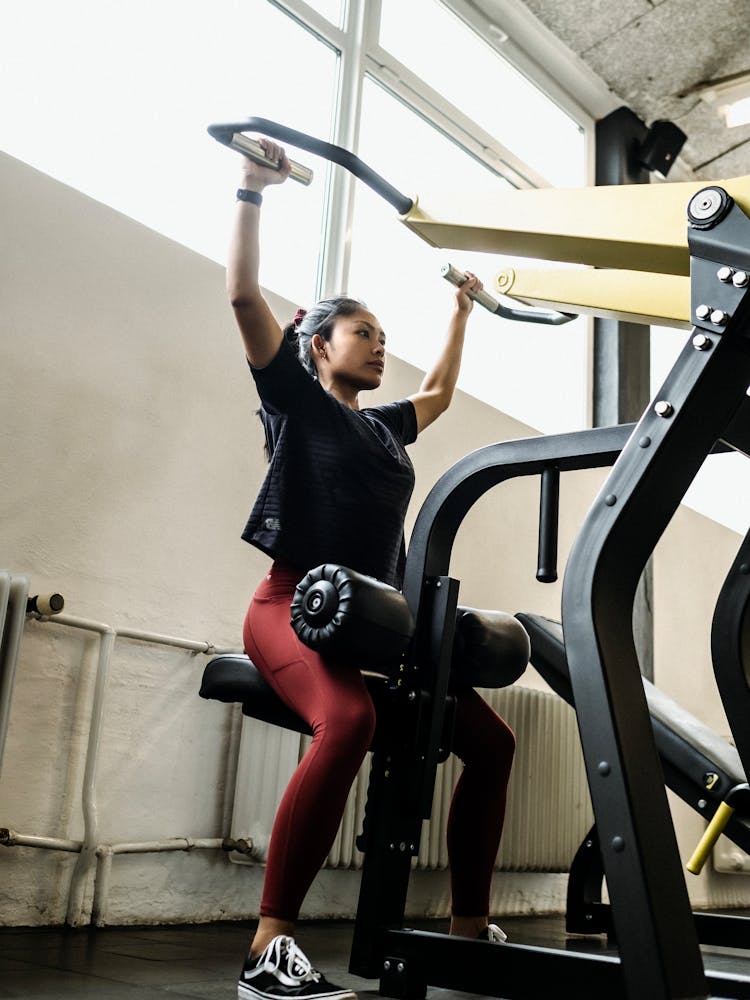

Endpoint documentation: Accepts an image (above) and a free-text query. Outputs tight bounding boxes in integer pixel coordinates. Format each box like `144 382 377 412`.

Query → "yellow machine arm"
209 118 749 329
400 177 750 326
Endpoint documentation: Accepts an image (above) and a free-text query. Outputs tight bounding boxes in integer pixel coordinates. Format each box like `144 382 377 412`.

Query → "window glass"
1 0 338 305
349 80 589 434
380 0 585 188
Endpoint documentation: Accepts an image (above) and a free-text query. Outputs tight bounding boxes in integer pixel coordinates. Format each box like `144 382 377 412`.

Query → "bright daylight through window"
3 0 589 433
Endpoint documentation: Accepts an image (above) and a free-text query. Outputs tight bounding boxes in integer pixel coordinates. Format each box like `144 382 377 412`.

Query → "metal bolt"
733 270 749 287
612 836 625 853
399 842 407 852
384 961 391 971
690 188 723 220
397 963 405 974
604 494 617 507
639 436 651 448
710 309 728 325
435 580 442 588
740 564 750 576
695 304 711 320
718 266 734 282
692 333 711 350
698 799 707 809
598 761 611 776
654 400 674 417
408 690 416 701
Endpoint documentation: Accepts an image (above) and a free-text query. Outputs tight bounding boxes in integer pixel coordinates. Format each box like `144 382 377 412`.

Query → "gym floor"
3 915 750 1000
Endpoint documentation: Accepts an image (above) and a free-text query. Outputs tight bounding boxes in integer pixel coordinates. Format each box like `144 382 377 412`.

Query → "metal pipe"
91 837 232 925
66 625 115 926
20 612 243 926
104 837 227 854
38 613 240 656
0 828 82 853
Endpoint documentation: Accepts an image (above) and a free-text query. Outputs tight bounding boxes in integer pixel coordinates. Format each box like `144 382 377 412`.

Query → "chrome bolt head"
655 400 674 417
718 266 734 282
695 303 711 320
692 333 711 350
733 270 749 287
710 309 728 325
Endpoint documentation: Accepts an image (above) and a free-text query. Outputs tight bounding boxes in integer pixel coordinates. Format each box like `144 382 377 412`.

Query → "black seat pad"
200 654 393 737
516 611 750 852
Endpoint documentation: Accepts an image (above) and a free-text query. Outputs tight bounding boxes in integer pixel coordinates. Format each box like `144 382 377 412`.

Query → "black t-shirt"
242 338 418 588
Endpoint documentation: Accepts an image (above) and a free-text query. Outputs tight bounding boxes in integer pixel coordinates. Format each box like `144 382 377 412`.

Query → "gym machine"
208 117 750 999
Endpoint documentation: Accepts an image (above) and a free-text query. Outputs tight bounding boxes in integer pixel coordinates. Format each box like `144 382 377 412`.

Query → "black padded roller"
291 563 415 669
452 607 530 689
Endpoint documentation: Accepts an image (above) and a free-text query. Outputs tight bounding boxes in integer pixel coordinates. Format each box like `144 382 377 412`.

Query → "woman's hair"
283 296 366 376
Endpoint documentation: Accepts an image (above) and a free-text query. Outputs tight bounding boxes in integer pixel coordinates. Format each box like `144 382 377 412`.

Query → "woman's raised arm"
227 139 291 368
408 272 482 434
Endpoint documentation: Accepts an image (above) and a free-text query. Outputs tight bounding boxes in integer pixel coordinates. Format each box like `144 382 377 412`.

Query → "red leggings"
243 561 516 920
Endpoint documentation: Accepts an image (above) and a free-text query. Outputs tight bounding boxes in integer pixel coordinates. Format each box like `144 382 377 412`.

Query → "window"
379 0 586 188
349 80 589 432
4 0 591 427
2 0 338 305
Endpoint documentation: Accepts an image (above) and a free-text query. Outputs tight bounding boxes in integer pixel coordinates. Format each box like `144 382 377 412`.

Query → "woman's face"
323 308 386 390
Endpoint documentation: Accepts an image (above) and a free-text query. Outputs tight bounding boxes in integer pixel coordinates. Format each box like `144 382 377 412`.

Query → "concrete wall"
2 151 750 927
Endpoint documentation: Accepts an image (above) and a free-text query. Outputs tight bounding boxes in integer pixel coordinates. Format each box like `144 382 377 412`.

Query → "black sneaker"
238 935 357 1000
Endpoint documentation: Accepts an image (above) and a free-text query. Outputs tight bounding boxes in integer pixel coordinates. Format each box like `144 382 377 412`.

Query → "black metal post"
594 106 654 680
562 277 750 997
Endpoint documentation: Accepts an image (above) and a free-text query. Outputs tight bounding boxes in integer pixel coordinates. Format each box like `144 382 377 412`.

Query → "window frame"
270 0 597 425
272 0 596 285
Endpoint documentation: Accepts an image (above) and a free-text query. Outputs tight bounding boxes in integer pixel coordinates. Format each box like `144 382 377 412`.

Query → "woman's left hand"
455 271 482 313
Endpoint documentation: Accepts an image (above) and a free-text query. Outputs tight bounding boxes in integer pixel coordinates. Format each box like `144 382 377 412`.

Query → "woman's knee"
454 693 516 768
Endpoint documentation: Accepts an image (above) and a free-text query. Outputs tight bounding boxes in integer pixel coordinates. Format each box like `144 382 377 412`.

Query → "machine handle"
226 132 313 186
687 801 734 875
440 263 577 326
537 467 560 583
440 263 500 312
208 117 414 214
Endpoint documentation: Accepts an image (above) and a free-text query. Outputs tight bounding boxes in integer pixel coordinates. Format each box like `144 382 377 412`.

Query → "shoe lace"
263 936 322 986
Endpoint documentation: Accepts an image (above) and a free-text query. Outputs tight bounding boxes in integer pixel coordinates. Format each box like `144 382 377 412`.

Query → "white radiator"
230 684 591 872
0 572 30 778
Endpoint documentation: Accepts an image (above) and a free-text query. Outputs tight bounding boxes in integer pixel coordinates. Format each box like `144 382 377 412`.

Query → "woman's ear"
311 333 328 360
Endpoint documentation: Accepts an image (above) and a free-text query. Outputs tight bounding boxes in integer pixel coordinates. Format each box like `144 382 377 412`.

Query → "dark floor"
3 915 750 1000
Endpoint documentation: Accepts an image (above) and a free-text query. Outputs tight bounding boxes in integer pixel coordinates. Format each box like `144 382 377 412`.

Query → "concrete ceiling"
475 0 750 180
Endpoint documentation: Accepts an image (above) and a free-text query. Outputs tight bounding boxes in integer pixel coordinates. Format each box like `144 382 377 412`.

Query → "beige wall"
2 151 749 927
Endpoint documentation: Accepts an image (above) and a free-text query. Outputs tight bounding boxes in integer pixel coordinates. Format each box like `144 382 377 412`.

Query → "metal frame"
349 195 750 999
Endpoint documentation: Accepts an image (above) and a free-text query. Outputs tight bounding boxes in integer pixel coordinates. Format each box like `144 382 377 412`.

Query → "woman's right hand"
240 138 292 191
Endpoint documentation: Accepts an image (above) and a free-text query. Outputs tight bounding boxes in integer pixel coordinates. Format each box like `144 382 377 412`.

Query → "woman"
228 139 522 1000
